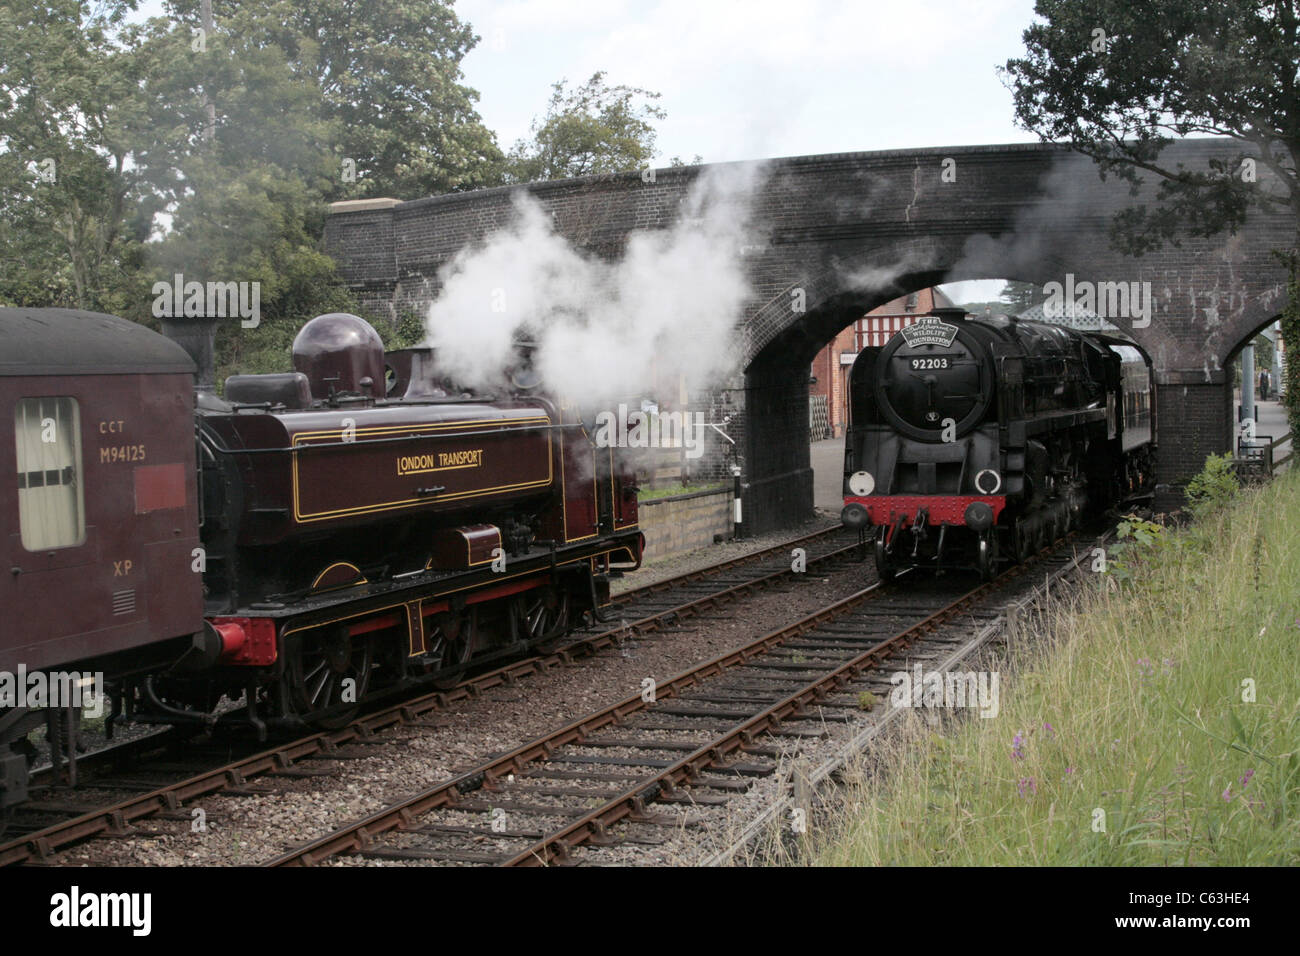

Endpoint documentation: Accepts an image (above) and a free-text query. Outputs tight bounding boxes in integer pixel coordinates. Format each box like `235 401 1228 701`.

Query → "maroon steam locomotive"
1 308 642 809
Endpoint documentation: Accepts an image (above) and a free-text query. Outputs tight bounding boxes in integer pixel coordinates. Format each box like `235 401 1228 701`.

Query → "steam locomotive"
1 308 642 809
840 307 1154 579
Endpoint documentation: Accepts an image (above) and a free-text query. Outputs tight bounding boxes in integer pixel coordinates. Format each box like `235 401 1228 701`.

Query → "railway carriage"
840 307 1154 579
1 311 205 808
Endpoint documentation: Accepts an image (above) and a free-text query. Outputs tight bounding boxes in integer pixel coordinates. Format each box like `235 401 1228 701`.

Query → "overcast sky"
455 0 1039 163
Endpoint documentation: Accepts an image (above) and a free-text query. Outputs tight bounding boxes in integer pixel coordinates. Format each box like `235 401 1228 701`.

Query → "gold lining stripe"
292 417 552 440
557 407 599 543
310 561 367 592
397 461 481 476
610 442 639 531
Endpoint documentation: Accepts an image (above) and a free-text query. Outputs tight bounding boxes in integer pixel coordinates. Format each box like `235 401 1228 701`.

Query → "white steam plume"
423 163 767 405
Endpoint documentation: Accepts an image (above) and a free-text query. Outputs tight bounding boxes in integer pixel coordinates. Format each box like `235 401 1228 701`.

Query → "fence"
809 394 830 441
1234 430 1293 482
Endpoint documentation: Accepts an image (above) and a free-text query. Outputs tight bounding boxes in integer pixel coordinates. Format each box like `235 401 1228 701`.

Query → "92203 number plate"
909 356 952 370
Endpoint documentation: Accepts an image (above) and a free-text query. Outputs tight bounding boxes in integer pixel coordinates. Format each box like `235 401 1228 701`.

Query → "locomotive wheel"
428 610 476 690
873 528 897 581
1013 524 1033 563
516 587 573 655
286 627 374 728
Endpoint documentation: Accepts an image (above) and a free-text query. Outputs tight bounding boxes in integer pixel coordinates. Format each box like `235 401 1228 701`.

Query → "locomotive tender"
1 307 642 809
840 307 1154 579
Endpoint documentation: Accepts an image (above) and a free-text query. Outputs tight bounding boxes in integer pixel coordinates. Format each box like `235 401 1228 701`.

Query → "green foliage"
155 0 504 200
1002 1 1290 256
1185 452 1241 520
1104 514 1169 586
0 5 675 385
1 0 502 379
636 481 727 501
504 72 667 183
999 280 1035 313
1003 2 1300 437
0 0 158 310
801 470 1300 867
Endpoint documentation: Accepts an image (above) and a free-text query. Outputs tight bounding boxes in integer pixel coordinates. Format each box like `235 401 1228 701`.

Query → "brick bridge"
324 139 1295 535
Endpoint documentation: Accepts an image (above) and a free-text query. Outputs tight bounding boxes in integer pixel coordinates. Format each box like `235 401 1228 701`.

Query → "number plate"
909 356 952 370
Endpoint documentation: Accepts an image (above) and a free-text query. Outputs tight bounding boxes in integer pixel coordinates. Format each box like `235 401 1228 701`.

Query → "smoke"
839 247 937 295
946 151 1107 283
423 163 767 405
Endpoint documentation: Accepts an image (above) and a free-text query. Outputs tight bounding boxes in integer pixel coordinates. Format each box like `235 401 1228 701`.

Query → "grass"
636 481 728 501
793 469 1300 866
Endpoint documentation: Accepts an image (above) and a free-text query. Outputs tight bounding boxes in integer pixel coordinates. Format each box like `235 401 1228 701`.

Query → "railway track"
1 523 859 865
19 523 849 791
701 535 1098 866
265 536 1093 867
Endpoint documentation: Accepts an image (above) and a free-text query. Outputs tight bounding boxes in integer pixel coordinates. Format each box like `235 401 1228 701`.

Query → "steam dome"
292 313 385 400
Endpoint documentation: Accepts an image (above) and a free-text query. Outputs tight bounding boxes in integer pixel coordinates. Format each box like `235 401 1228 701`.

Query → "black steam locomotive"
1 308 643 810
840 307 1154 579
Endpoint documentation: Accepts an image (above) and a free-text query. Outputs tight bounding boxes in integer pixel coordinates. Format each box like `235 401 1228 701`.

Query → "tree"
0 1 157 311
158 0 504 199
1 0 507 383
1002 0 1300 430
999 280 1036 313
504 72 667 183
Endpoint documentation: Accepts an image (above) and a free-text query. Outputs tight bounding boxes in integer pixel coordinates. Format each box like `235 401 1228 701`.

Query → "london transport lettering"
397 448 485 475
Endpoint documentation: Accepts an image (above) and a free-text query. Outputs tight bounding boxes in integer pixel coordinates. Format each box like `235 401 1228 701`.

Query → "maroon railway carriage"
1 307 643 811
0 308 204 674
1 309 205 809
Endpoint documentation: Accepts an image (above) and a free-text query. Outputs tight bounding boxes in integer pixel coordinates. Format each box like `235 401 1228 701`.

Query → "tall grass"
800 471 1300 866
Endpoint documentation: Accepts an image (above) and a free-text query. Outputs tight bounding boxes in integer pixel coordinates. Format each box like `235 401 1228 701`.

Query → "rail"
0 526 857 865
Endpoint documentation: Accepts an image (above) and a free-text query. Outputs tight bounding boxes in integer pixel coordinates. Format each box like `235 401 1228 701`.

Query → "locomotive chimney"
160 315 218 392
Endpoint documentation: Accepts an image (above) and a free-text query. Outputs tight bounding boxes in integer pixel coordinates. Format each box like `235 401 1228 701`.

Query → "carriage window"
14 397 86 550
